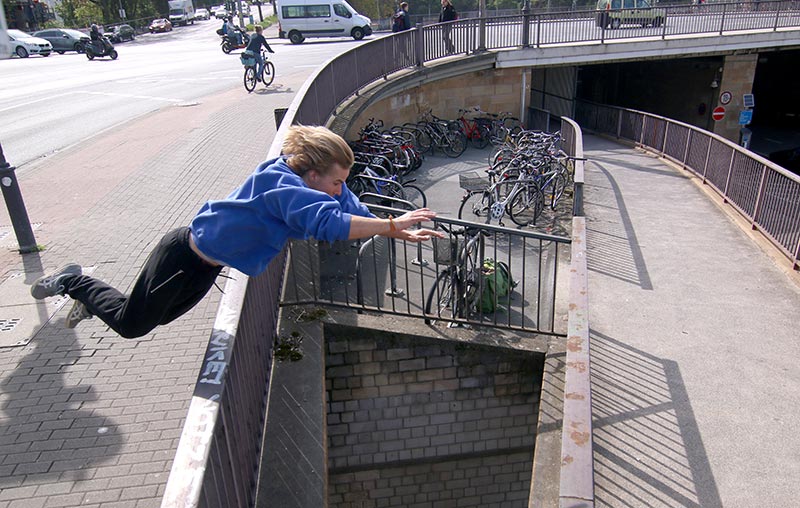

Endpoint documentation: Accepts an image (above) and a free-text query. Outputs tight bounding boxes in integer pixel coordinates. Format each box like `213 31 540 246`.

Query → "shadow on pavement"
584 160 653 290
590 330 722 508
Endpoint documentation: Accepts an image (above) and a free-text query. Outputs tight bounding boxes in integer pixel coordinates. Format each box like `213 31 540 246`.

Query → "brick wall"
329 451 533 508
325 326 543 507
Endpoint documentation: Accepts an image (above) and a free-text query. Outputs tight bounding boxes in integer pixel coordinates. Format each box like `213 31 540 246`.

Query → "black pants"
63 227 222 338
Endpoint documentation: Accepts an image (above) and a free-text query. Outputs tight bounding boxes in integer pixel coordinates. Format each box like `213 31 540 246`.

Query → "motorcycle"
218 27 250 54
85 37 118 60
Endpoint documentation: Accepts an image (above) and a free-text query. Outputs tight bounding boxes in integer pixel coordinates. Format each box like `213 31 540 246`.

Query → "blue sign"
739 110 753 125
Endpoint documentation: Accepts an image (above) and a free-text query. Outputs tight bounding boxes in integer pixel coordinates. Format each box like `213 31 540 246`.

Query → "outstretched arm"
348 208 443 242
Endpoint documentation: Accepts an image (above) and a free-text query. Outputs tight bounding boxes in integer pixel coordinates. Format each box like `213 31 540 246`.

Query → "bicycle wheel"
243 67 256 93
425 269 457 320
401 184 427 209
471 124 491 149
443 130 467 158
509 185 545 227
262 61 275 86
544 172 567 210
458 191 491 223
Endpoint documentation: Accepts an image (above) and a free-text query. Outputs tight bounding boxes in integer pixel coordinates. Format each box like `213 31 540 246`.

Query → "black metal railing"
576 100 800 269
282 206 571 335
161 224 286 507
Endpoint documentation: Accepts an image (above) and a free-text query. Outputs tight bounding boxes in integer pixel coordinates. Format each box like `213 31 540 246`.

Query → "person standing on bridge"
439 0 457 54
30 126 443 338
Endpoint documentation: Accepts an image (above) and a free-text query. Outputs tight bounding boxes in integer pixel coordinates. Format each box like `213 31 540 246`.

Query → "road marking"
82 91 184 102
0 92 75 114
0 90 183 114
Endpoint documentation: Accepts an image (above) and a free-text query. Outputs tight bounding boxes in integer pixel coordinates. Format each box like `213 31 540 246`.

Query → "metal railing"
576 100 800 270
161 236 286 505
292 2 799 127
282 206 571 335
420 0 800 58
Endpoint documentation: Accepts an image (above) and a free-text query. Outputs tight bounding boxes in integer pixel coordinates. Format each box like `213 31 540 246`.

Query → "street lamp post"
0 142 38 253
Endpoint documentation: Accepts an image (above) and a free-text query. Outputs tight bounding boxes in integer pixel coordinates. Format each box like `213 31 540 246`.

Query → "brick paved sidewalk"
0 84 292 507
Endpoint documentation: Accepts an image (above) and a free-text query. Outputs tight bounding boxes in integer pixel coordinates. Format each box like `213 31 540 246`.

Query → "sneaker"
65 300 92 329
30 264 82 300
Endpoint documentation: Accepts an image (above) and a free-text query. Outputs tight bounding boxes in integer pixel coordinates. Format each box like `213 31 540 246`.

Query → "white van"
277 0 372 44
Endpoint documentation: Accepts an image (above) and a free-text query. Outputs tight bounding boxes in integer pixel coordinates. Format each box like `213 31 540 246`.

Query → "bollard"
0 142 38 253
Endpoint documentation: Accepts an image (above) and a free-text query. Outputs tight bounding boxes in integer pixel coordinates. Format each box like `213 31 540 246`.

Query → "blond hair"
283 126 354 176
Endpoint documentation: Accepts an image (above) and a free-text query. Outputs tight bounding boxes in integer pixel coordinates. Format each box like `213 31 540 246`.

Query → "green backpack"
479 259 513 313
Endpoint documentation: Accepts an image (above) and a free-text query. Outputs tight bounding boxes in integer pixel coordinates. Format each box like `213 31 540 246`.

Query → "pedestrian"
30 126 443 339
392 2 411 32
439 0 457 54
244 24 274 82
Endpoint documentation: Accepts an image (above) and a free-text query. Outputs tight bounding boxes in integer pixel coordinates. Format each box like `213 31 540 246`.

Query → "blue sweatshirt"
190 157 372 276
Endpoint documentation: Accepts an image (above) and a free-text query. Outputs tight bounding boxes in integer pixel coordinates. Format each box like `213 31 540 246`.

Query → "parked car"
149 18 174 33
7 29 52 58
195 8 210 20
210 4 225 16
595 0 666 28
104 24 136 43
215 6 228 18
32 28 90 54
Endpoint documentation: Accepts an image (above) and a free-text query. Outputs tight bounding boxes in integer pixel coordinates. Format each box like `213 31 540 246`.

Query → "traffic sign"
739 110 753 125
712 107 725 121
743 94 755 108
719 91 732 105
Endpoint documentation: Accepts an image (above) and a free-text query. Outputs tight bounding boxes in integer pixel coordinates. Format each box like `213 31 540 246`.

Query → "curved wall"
343 67 531 139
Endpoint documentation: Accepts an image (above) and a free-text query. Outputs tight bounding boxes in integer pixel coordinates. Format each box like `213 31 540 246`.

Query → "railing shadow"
590 330 722 508
583 154 653 291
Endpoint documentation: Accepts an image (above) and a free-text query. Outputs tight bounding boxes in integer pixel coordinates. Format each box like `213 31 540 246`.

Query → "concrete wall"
713 53 758 142
324 326 543 508
344 68 529 140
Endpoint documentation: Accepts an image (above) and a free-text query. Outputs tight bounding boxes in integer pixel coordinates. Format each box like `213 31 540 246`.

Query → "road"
0 20 376 171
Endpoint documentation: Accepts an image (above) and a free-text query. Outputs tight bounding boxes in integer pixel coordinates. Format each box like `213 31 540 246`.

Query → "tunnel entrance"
325 326 544 507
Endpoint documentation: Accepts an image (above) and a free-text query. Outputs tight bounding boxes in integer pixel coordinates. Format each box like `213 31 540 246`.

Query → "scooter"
219 28 250 54
85 37 118 60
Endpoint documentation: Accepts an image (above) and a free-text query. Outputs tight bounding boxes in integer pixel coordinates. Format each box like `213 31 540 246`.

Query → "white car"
7 29 52 58
215 6 228 18
195 8 210 20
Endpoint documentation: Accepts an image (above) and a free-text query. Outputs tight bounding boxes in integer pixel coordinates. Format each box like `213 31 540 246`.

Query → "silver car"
33 28 90 54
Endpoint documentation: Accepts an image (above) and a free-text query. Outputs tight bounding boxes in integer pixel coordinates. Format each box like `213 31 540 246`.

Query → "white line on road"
0 92 75 114
82 91 184 102
0 90 183 114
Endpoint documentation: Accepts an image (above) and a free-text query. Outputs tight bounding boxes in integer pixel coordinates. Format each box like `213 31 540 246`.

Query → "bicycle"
425 223 486 325
457 169 545 227
456 108 491 149
242 48 275 93
347 166 428 209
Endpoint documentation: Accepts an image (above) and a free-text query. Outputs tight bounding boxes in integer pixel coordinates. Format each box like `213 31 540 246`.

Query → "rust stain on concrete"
562 455 574 466
567 361 587 373
571 430 590 446
566 336 583 352
565 392 585 400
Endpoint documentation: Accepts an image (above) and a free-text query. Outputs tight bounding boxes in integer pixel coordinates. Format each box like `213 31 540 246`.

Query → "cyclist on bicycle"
244 25 274 82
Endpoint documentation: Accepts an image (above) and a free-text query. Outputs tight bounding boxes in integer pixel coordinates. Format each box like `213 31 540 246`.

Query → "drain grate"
0 318 22 333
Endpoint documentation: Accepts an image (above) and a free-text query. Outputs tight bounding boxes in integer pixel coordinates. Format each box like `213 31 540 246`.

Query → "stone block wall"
329 451 533 508
344 68 529 140
324 326 543 507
